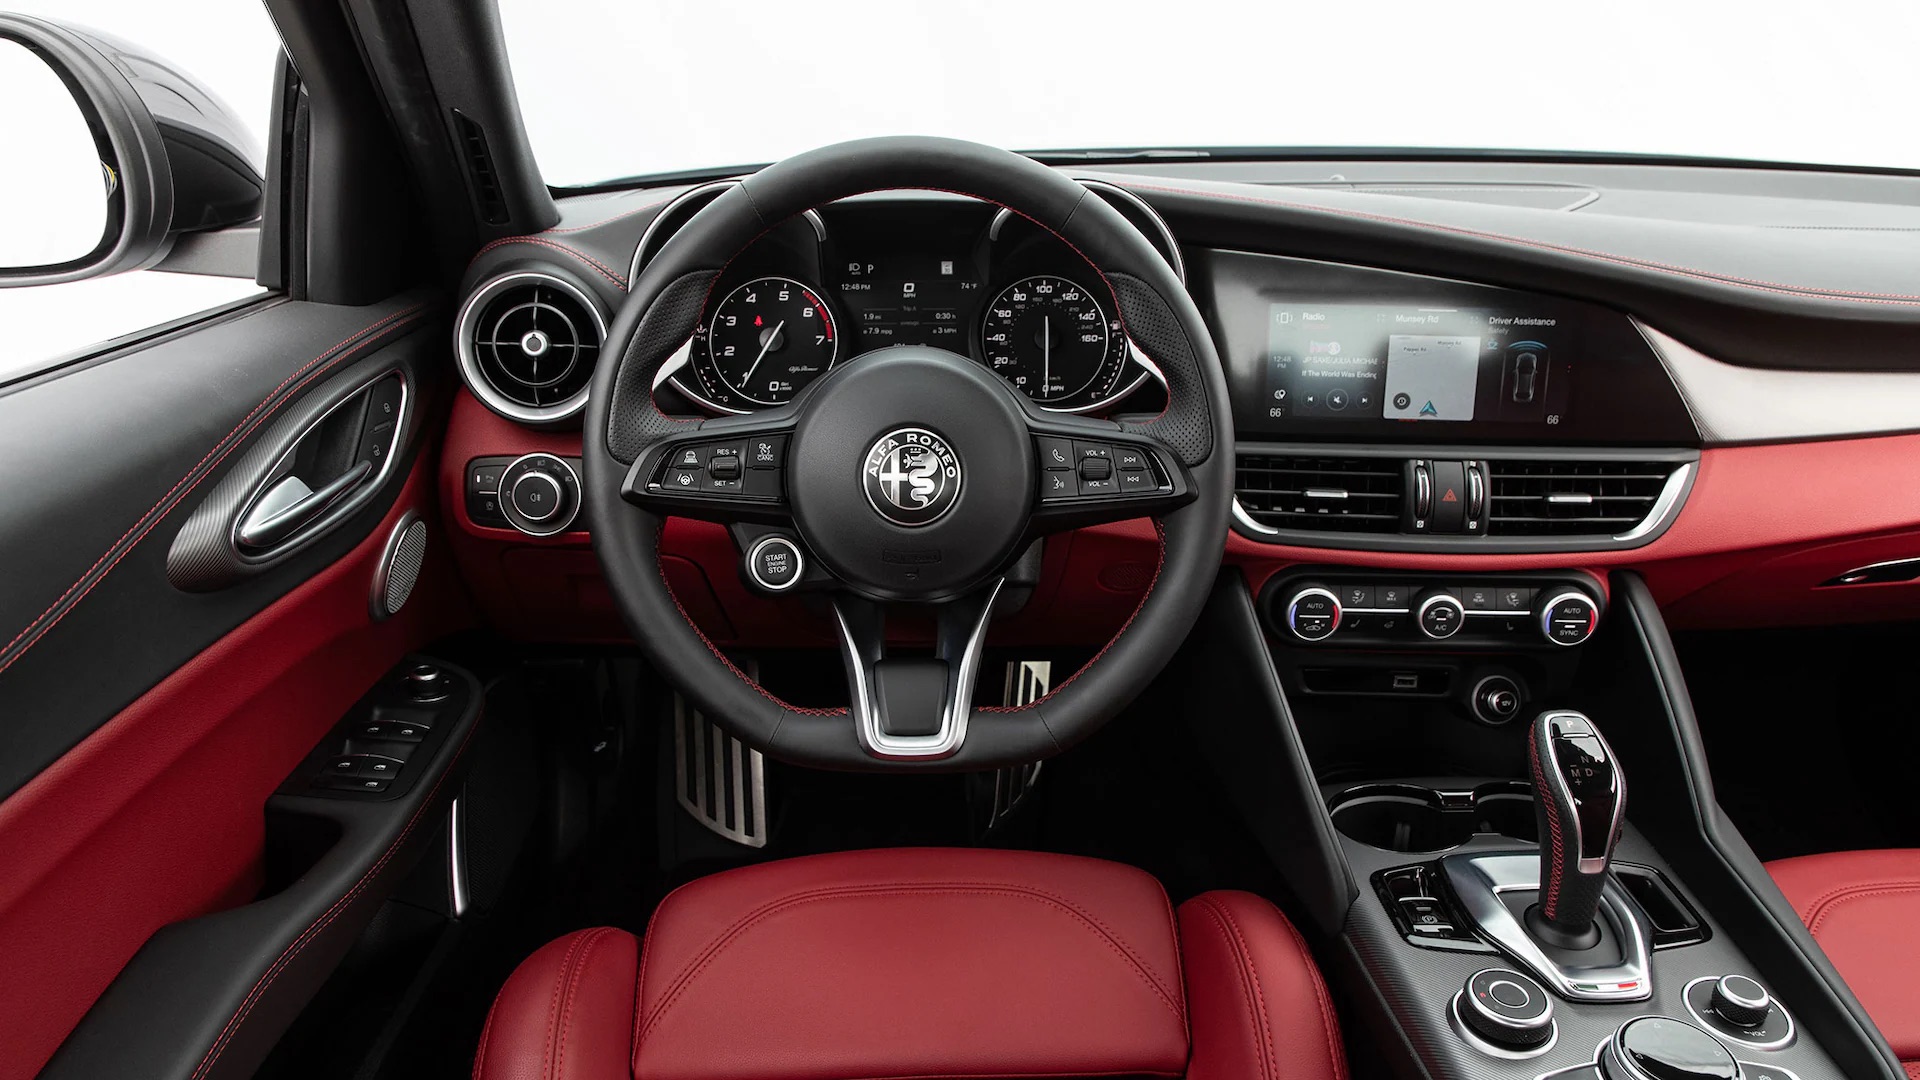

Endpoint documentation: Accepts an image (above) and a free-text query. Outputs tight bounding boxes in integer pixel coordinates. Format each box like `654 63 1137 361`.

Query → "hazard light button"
1430 460 1466 532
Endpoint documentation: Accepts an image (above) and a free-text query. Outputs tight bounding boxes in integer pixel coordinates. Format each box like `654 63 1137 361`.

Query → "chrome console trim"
1442 852 1653 1003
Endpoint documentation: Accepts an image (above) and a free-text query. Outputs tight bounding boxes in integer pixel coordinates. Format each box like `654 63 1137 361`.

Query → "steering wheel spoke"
620 414 798 526
830 579 1008 761
1024 418 1195 534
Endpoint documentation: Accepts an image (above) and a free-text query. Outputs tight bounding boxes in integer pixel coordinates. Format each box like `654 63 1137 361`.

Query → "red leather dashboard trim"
1230 433 1920 628
0 455 468 1080
446 386 1920 638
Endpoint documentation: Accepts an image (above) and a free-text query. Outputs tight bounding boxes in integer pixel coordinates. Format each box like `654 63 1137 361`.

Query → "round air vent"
455 272 607 423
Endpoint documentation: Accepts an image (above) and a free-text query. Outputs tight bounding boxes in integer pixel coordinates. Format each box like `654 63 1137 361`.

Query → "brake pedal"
673 696 768 848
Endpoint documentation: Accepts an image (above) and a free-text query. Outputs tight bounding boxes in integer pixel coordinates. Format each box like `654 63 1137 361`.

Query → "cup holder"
1329 782 1537 853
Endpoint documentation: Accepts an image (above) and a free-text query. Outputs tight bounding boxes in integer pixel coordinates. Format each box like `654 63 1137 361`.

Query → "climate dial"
1285 587 1342 642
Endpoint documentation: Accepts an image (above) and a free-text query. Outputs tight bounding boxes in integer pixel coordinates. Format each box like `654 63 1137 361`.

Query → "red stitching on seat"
1193 897 1276 1080
1120 181 1920 307
0 305 427 680
541 931 591 1078
470 236 630 291
639 881 1186 1043
189 718 477 1080
1804 882 1920 937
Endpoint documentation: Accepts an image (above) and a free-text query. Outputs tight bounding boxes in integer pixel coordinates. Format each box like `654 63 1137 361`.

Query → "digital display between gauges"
698 276 838 406
979 275 1127 404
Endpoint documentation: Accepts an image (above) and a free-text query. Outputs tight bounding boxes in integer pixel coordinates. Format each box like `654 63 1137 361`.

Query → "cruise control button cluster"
656 434 786 500
1036 437 1166 502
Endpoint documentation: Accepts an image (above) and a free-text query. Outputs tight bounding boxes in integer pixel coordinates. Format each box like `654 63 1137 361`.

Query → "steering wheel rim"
582 136 1233 770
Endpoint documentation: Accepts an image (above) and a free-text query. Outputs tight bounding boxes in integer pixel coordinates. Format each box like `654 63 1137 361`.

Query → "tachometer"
979 275 1126 406
699 276 838 406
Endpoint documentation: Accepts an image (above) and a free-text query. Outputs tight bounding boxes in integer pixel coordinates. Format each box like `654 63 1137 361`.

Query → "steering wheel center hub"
788 346 1035 600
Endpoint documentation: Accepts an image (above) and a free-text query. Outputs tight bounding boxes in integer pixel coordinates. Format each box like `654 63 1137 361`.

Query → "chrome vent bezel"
454 271 608 424
1235 453 1406 535
1485 459 1683 538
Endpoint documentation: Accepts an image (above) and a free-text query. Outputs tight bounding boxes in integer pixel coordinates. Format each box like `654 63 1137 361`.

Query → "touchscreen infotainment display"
1264 303 1571 425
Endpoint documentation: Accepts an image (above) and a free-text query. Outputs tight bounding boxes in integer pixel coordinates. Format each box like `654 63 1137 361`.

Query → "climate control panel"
1264 572 1604 649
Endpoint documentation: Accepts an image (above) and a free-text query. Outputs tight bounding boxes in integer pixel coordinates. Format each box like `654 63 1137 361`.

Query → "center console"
1177 570 1898 1080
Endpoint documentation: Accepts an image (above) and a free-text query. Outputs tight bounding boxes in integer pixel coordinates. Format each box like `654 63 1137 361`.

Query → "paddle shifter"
1526 710 1626 950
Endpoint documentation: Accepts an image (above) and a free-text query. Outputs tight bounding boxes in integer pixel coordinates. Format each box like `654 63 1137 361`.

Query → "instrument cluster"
661 189 1173 416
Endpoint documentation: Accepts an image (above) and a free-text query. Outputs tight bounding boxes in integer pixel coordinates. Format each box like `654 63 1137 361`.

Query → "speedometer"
979 275 1127 406
698 276 838 406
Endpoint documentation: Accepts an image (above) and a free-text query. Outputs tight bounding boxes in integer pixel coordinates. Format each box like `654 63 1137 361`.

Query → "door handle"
236 460 374 551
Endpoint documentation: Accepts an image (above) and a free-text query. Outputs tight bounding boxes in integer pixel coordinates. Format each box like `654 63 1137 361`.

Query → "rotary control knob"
1417 591 1465 640
1455 968 1555 1052
499 453 581 536
1601 1017 1737 1080
1709 974 1774 1029
1284 587 1341 642
1538 590 1600 647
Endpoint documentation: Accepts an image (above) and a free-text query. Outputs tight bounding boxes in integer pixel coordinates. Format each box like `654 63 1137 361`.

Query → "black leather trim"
37 658 482 1080
0 294 443 799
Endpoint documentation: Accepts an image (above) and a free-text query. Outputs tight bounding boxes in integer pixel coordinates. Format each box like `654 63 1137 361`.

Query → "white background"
3 0 1918 380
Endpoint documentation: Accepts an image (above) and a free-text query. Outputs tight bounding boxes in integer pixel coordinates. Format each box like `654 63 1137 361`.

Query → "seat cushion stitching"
1806 883 1920 937
471 986 502 1080
1193 896 1275 1080
545 931 593 1079
1789 874 1920 926
556 928 616 1080
640 882 1184 1042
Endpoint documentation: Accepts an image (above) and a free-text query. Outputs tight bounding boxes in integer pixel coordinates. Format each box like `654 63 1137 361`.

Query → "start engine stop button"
746 536 804 592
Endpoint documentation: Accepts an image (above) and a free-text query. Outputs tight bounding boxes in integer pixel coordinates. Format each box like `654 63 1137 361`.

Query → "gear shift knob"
1527 710 1625 949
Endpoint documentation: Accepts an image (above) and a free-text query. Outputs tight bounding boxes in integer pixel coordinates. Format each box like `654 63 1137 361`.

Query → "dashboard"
651 187 1175 417
446 163 1920 643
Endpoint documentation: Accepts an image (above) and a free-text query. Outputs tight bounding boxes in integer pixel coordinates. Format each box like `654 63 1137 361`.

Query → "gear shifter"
1527 710 1625 949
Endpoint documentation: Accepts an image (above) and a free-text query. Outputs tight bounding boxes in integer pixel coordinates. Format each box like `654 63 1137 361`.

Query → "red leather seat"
474 848 1347 1080
1769 849 1920 1075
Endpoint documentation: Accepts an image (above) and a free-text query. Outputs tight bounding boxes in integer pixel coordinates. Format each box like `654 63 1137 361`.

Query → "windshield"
501 0 1920 187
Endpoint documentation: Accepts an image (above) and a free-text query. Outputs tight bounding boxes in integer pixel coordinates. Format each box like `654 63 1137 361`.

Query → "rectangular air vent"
1236 454 1405 534
1486 460 1680 537
452 110 510 225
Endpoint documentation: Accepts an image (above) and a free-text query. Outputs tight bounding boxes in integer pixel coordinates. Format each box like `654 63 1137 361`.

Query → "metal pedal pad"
983 660 1051 830
673 696 768 847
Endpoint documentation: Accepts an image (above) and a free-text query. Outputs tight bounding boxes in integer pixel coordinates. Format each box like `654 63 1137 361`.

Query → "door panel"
0 294 436 795
0 294 472 1078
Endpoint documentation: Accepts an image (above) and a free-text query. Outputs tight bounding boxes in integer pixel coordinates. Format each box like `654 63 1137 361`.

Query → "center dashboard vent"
1235 454 1405 534
456 272 607 424
1485 459 1681 537
1235 451 1691 547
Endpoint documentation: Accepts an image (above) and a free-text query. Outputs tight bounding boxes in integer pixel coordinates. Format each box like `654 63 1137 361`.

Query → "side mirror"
0 13 264 287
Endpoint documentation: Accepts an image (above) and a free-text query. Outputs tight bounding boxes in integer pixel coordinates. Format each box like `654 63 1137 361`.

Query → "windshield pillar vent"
453 110 510 226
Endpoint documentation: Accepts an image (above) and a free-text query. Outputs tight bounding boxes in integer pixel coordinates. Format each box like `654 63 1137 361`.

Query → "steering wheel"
582 137 1232 770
